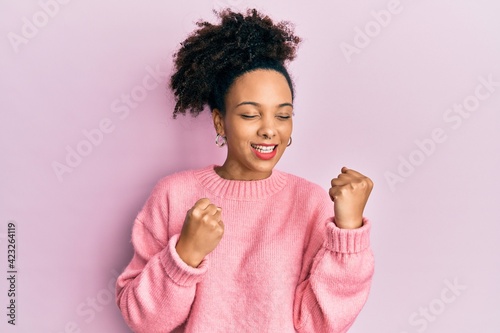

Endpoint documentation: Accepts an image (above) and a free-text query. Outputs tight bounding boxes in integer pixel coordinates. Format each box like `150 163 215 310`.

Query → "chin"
251 155 282 172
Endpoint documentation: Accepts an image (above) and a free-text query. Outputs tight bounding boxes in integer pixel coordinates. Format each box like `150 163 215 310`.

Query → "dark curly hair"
169 8 302 118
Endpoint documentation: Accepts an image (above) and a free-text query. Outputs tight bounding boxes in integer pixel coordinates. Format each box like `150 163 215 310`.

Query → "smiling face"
212 69 294 180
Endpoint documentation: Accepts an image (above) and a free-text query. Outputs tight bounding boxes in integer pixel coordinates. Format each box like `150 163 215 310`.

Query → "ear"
212 108 225 136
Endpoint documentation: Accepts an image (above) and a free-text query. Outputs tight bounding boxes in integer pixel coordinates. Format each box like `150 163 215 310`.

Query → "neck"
193 164 287 200
215 161 272 181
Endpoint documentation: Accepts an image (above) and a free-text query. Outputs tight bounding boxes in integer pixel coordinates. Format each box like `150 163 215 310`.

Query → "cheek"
225 124 249 146
228 122 255 141
279 122 293 137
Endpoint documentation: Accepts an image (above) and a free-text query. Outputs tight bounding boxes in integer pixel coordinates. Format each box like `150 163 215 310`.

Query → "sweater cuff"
159 233 209 287
325 217 371 254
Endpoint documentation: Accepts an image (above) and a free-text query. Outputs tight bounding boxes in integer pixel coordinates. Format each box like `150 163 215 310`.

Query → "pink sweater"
116 165 374 333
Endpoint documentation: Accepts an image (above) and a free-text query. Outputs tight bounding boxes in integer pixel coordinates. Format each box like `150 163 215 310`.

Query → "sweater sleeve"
115 185 209 333
293 211 374 333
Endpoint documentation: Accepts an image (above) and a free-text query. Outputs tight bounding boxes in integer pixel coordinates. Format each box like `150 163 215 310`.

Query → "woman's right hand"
175 198 225 267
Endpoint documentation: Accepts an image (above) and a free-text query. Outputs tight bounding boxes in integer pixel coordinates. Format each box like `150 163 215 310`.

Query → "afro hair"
169 8 302 118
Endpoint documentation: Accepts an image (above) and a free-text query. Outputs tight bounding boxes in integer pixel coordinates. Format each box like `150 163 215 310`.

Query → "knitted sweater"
115 164 374 333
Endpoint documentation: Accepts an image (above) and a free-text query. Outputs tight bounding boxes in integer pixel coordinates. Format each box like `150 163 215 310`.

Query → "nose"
257 116 276 139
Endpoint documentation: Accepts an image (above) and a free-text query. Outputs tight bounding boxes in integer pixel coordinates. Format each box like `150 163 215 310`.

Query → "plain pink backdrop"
1 0 499 332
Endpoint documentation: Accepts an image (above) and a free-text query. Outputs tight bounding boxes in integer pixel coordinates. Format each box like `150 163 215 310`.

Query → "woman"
116 8 375 333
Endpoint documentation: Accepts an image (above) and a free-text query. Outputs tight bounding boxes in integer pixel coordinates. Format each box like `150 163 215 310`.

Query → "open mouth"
250 144 278 160
250 144 277 153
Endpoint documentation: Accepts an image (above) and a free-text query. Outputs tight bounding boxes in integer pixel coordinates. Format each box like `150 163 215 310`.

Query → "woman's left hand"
329 167 374 229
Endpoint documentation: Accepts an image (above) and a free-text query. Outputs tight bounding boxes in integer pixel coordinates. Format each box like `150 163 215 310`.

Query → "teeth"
252 144 275 153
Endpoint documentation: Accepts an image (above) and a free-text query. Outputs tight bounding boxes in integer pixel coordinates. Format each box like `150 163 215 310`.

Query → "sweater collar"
193 164 288 200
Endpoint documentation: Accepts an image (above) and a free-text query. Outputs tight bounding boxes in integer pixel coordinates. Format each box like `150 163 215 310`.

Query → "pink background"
1 0 499 332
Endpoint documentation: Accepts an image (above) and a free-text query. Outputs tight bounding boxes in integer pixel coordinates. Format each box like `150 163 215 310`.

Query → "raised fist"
175 198 225 267
329 167 373 229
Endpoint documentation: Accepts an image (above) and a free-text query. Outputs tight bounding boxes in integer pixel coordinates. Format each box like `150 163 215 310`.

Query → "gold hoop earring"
287 137 292 147
215 134 226 147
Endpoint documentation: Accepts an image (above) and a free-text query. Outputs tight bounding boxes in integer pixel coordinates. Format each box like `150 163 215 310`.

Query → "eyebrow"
235 101 293 109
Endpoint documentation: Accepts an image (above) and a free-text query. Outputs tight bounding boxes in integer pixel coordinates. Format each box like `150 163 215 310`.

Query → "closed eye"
241 115 258 119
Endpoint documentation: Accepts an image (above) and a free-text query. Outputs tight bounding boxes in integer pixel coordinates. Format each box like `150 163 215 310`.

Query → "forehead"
225 69 292 106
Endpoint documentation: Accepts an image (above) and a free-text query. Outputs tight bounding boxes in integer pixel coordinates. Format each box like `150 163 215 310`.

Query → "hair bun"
169 8 302 118
218 8 299 64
